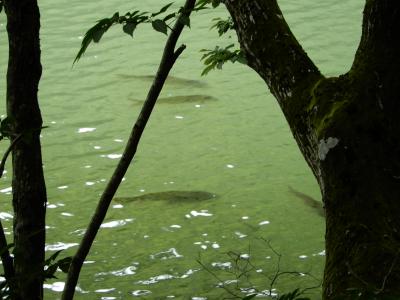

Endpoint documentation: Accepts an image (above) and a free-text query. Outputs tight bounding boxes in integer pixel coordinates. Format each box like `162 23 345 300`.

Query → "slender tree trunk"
4 0 47 299
224 0 400 298
62 1 195 299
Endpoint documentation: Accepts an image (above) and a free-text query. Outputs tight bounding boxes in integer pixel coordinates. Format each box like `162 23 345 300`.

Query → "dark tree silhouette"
4 0 47 298
224 0 400 298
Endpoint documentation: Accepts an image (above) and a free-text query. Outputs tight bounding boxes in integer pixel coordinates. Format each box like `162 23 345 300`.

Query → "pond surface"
0 1 363 299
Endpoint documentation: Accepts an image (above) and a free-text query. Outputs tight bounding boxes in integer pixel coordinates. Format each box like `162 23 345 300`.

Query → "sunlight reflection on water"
100 218 134 228
45 242 79 251
150 248 183 260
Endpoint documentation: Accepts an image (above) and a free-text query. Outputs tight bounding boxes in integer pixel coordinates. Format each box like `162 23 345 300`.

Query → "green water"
0 1 364 299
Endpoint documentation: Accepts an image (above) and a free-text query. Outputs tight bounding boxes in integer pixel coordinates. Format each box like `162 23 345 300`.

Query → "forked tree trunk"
4 0 47 299
224 0 400 298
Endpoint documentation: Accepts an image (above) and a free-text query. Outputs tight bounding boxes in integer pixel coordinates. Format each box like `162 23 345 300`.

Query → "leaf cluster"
196 0 222 8
0 246 72 298
43 250 72 280
74 1 210 63
199 2 246 76
200 44 246 75
210 17 235 36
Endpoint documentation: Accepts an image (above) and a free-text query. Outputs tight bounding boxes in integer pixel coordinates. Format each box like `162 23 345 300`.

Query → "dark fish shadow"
116 74 208 88
114 190 217 204
128 94 218 105
288 186 325 218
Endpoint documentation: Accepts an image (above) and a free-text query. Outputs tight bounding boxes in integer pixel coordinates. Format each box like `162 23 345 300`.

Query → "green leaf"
194 0 210 11
123 22 137 37
74 14 119 63
211 0 221 7
195 0 211 8
44 264 59 280
152 2 174 16
236 53 247 64
201 64 215 76
45 250 63 265
92 27 107 43
163 12 176 22
128 10 140 17
57 256 73 273
110 12 120 22
210 17 235 36
152 19 168 35
178 15 190 28
200 44 245 75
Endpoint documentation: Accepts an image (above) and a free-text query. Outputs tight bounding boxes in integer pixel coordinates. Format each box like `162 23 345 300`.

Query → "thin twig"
196 258 242 299
0 133 23 178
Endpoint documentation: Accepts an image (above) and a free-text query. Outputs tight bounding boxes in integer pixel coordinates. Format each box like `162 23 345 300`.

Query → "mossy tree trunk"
224 0 400 298
4 0 47 299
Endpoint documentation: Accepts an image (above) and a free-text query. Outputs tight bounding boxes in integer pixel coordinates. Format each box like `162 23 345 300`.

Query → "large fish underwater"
288 186 324 217
116 74 208 88
129 94 218 105
114 190 216 204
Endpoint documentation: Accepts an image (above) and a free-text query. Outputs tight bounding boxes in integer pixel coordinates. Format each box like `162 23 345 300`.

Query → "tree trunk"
224 0 400 298
4 0 47 299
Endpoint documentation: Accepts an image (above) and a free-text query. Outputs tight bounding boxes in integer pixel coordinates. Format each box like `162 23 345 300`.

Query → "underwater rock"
114 190 216 204
288 186 325 217
129 94 218 105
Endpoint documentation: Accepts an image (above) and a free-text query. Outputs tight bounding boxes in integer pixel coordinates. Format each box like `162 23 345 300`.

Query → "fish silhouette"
117 74 207 88
114 190 216 204
129 94 217 105
288 186 324 217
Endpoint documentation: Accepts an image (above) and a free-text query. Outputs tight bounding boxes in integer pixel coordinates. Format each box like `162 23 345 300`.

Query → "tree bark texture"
224 0 400 298
4 0 47 299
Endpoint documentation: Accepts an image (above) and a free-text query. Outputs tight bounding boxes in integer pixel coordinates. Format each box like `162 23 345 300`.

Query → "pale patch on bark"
318 137 340 160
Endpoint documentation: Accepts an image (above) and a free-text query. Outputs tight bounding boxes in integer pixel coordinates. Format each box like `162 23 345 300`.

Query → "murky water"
0 1 363 299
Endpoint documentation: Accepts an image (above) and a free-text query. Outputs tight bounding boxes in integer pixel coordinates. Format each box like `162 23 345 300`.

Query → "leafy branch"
200 44 246 75
43 250 72 280
74 3 176 63
196 0 222 8
211 17 235 36
198 4 246 76
0 247 72 298
74 1 211 63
